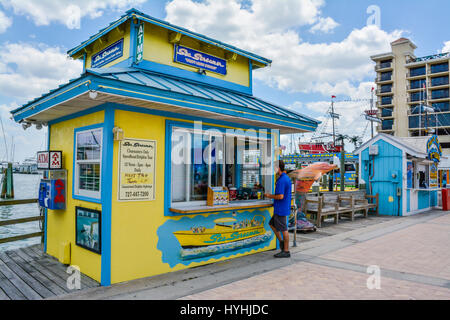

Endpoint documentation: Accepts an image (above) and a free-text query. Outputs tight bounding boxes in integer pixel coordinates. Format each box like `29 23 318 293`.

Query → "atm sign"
37 151 62 170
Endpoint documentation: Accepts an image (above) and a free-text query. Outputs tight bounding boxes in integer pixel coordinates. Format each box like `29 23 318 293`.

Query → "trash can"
442 189 450 211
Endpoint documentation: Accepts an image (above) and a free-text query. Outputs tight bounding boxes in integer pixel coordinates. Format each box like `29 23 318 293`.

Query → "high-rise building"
371 38 450 155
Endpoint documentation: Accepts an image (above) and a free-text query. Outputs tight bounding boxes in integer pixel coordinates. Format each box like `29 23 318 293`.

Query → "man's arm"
265 193 284 200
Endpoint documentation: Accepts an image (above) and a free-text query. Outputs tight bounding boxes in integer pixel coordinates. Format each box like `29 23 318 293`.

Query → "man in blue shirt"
265 160 292 258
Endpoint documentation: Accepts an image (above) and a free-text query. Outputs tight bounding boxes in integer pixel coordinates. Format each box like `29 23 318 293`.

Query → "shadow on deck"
0 244 99 300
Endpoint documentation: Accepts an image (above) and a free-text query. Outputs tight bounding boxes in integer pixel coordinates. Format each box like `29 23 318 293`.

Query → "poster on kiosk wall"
118 138 156 201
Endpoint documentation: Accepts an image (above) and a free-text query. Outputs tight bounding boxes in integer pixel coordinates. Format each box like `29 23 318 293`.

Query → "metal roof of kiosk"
10 9 319 134
10 67 319 134
353 133 437 159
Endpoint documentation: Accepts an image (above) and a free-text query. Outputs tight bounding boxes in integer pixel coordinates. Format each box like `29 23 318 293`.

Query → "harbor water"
0 173 42 252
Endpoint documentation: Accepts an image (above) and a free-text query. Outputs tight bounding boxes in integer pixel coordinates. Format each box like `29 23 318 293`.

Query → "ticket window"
416 163 429 189
170 126 272 205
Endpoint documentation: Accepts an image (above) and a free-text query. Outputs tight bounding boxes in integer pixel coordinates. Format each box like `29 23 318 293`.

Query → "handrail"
0 198 43 244
0 215 43 227
0 198 38 206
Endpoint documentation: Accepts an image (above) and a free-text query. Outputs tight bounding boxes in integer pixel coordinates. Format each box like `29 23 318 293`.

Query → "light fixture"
89 90 98 100
35 123 43 130
21 122 32 130
113 126 124 141
197 68 206 75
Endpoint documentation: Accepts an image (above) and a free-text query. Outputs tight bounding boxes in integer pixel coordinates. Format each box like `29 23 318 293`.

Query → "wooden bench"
304 191 379 227
350 190 379 216
305 195 339 228
323 193 354 222
335 191 379 220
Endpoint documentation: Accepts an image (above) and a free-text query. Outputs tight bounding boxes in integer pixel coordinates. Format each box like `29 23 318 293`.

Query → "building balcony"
375 63 393 71
407 85 426 92
376 88 394 96
406 72 426 79
428 96 450 103
375 76 393 84
377 101 394 108
408 112 450 129
407 97 426 104
377 127 394 133
429 64 449 75
429 79 450 88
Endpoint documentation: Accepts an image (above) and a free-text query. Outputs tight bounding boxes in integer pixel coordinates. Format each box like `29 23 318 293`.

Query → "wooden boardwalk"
0 245 99 300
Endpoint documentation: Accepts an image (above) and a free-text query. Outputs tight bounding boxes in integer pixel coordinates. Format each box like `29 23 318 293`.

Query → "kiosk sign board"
426 135 442 163
174 45 227 75
426 135 441 189
118 138 156 201
430 163 438 188
37 151 62 170
135 23 144 64
91 38 124 68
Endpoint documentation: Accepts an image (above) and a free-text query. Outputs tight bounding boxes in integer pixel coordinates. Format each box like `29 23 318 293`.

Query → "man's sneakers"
274 240 290 258
274 251 291 258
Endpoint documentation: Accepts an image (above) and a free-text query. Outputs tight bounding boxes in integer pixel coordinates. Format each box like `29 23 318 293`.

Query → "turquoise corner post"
100 106 115 286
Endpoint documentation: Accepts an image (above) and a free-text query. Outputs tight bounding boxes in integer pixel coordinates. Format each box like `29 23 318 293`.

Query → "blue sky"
0 0 449 162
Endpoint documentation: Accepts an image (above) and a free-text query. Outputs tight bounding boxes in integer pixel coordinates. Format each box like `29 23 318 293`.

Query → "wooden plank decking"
0 245 99 300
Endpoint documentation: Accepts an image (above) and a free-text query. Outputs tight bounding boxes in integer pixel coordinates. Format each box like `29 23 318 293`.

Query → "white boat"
18 157 38 174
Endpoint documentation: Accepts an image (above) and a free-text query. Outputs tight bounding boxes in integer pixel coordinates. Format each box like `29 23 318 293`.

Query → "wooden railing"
0 199 43 244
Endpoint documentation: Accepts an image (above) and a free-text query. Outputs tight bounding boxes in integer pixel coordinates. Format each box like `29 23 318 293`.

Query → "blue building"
354 134 442 216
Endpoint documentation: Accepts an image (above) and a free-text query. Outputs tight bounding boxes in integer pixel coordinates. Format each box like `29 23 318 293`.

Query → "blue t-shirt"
273 173 292 217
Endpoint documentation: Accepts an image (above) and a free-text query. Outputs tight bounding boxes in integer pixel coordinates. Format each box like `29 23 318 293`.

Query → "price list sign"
118 138 156 201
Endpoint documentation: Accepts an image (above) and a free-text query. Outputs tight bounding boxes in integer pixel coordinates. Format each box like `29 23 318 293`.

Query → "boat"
18 157 38 174
173 216 266 249
298 142 342 154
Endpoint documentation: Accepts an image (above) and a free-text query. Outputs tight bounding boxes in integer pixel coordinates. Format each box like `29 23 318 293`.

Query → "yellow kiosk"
11 9 319 285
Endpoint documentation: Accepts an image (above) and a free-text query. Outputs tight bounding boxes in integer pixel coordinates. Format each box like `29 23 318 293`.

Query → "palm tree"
348 135 362 149
336 134 348 148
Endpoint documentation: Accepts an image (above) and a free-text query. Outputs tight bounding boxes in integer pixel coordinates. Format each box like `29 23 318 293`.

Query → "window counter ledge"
170 200 273 214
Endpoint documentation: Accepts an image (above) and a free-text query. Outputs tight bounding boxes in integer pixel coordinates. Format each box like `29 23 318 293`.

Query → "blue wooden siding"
361 139 403 216
418 191 430 210
406 189 411 213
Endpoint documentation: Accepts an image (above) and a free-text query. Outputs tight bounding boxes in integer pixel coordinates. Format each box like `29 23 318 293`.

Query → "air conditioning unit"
369 145 379 156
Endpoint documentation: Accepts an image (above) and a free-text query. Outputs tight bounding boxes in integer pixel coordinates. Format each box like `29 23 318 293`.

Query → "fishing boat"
173 216 266 249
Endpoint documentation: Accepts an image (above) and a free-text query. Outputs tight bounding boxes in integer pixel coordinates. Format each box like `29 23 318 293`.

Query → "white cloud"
310 17 339 34
0 42 83 103
0 10 12 33
0 0 146 29
288 83 376 151
165 0 402 97
0 42 80 163
442 41 450 53
0 103 47 162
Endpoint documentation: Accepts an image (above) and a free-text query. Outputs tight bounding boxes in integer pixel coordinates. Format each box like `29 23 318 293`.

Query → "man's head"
277 160 285 176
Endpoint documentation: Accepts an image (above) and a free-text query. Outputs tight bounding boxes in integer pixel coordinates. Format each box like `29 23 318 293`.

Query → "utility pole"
370 87 374 138
331 96 336 147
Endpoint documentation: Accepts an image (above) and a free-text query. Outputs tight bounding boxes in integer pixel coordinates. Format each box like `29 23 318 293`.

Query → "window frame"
73 125 104 202
167 121 274 209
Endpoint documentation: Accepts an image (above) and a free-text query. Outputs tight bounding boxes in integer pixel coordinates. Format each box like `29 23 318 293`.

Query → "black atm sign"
37 151 62 170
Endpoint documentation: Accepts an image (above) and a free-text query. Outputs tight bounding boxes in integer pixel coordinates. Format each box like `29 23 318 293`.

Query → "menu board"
118 138 156 201
430 163 438 189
